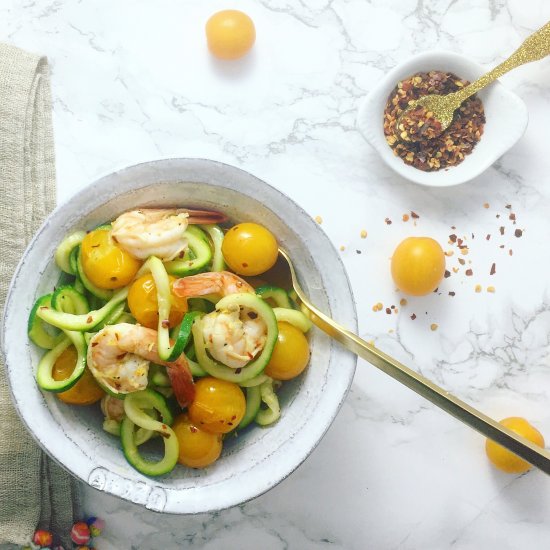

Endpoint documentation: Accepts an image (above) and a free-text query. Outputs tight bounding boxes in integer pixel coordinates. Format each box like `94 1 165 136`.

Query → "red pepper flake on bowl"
383 71 485 172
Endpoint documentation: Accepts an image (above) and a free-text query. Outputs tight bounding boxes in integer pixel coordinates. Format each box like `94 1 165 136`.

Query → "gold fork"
278 247 550 475
397 20 550 139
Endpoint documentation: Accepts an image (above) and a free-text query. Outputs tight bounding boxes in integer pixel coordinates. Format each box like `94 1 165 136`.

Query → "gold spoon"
397 20 550 142
277 247 550 475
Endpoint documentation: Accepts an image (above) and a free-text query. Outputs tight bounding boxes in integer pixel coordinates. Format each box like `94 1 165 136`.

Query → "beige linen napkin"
0 43 79 546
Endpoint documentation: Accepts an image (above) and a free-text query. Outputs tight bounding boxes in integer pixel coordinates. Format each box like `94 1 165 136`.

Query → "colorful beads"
70 521 91 545
33 530 53 546
86 516 105 537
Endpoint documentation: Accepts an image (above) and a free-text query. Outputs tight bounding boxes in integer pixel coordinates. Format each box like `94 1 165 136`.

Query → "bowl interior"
357 51 528 186
2 159 357 514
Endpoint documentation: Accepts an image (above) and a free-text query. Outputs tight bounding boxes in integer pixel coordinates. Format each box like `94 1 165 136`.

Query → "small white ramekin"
357 51 528 187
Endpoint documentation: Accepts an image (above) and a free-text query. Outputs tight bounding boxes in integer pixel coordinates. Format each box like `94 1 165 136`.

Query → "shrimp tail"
167 357 195 408
185 209 228 224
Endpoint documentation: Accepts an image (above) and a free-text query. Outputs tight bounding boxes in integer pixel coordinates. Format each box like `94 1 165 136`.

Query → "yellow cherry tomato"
265 322 310 380
188 377 246 434
206 10 256 60
222 222 278 276
486 417 545 474
81 228 141 289
127 274 188 329
172 414 223 468
53 347 104 405
391 236 445 296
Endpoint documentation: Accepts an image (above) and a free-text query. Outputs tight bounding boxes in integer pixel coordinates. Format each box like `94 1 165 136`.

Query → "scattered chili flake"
248 311 258 319
400 298 407 306
391 305 395 309
465 269 473 276
499 245 505 249
385 217 392 225
411 211 419 219
315 216 323 224
490 263 496 275
360 230 368 239
402 214 410 222
499 226 505 235
411 313 417 320
449 234 457 243
509 249 513 256
509 213 516 221
161 320 170 328
356 249 362 254
515 229 523 238
452 267 459 273
461 248 469 255
483 203 490 209
451 226 456 230
444 270 451 278
487 286 495 293
486 234 491 241
448 291 456 296
385 308 392 314
86 316 93 324
496 214 500 219
394 308 399 314
430 323 438 331
505 204 511 209
383 71 485 171
475 284 482 293
458 258 466 265
445 250 454 257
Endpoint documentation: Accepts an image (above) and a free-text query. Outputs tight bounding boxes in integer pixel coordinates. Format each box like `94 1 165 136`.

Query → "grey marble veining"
2 0 550 548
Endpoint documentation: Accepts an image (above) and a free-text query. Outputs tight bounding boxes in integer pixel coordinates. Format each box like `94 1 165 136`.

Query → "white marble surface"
3 0 550 548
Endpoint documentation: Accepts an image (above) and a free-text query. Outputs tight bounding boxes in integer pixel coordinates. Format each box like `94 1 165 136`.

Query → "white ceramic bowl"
357 51 528 187
1 159 357 514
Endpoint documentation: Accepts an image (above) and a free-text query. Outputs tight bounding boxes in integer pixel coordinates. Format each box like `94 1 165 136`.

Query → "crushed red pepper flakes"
445 250 454 256
509 249 513 256
487 286 495 293
411 313 417 320
430 323 438 331
499 226 505 235
465 269 473 276
515 229 523 238
475 284 482 293
356 249 362 254
483 202 490 209
385 308 392 314
505 204 511 209
458 258 466 265
509 213 516 221
449 291 456 296
490 263 496 275
444 270 451 278
402 214 410 222
400 298 408 306
385 218 392 225
411 211 419 219
449 234 457 243
486 234 491 241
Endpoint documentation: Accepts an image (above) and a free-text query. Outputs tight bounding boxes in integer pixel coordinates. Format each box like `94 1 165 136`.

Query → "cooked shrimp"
173 271 266 369
172 271 253 299
202 305 267 369
111 208 227 261
101 395 125 422
88 323 195 407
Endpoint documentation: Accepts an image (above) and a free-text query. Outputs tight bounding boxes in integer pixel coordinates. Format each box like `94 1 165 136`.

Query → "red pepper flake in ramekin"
383 71 485 171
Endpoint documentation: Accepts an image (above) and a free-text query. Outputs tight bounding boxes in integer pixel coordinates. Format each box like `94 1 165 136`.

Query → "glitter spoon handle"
448 21 550 109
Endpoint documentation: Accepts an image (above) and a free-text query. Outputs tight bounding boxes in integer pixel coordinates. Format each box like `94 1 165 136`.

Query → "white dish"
1 158 357 514
357 50 529 187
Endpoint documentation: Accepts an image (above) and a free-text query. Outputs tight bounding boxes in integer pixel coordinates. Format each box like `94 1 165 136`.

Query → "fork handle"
452 20 550 106
302 301 550 474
